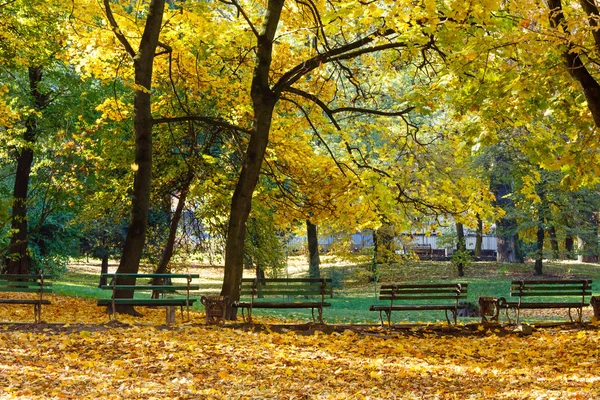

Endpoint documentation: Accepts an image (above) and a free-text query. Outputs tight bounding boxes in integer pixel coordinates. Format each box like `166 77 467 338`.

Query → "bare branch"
281 96 351 177
273 28 399 93
219 0 260 39
153 116 252 134
102 0 136 58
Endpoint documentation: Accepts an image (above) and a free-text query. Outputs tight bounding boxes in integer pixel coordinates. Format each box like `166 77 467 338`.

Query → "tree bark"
565 233 575 259
455 222 466 277
548 226 559 259
548 0 600 127
577 212 598 263
151 176 192 297
534 209 545 276
492 181 523 263
7 66 47 275
103 0 165 312
98 252 109 288
474 218 483 258
306 220 320 279
221 0 284 319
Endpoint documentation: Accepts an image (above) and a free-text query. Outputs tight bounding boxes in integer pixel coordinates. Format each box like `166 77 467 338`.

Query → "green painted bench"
0 274 52 323
97 273 200 323
497 279 592 324
370 283 468 326
232 278 333 324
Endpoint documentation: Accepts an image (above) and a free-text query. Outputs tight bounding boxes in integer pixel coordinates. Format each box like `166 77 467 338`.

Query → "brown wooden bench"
405 244 433 259
0 274 52 323
97 273 200 323
232 278 333 324
369 283 468 326
497 279 592 324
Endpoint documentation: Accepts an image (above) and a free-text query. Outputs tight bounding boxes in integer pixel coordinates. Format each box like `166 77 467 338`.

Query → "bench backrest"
510 279 592 304
379 283 467 304
240 278 333 300
0 274 52 294
405 245 432 254
101 273 200 294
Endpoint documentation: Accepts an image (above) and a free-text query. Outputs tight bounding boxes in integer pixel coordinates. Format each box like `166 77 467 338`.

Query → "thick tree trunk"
474 218 483 258
455 222 465 277
7 66 47 275
577 211 599 263
306 220 320 279
104 0 165 313
221 0 284 319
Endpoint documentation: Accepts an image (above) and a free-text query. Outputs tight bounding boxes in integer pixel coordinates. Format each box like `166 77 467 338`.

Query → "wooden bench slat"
510 279 590 285
370 303 467 311
380 283 468 289
0 299 51 305
0 287 53 293
102 273 200 279
100 285 200 291
515 291 592 297
379 295 467 301
235 301 331 309
241 278 332 283
98 298 198 305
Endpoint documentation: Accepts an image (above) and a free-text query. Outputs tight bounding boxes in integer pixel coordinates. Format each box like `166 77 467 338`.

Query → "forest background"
5 0 600 319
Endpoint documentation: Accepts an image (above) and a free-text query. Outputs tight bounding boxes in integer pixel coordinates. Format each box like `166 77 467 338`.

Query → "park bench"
369 283 468 326
232 277 333 324
97 273 200 323
405 244 432 260
0 274 52 323
496 279 592 324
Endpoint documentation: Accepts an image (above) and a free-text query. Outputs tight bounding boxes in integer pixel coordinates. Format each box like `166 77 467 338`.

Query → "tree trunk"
565 233 575 259
306 220 320 279
104 0 165 313
548 0 600 128
548 226 559 259
492 181 523 263
221 0 284 319
474 218 483 258
152 177 191 297
371 230 378 280
577 211 599 263
98 251 109 288
455 222 466 277
534 225 544 275
7 67 46 275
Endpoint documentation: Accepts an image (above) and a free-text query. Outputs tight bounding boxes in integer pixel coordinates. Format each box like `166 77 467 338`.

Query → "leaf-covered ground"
1 294 600 399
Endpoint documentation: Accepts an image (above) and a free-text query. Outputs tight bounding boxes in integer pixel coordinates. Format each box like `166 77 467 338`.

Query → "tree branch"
102 0 136 58
153 116 252 134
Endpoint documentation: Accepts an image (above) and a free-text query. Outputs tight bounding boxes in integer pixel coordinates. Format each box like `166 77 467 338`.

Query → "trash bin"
201 296 228 325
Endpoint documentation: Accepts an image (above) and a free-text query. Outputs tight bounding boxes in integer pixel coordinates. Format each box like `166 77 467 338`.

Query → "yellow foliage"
0 295 599 399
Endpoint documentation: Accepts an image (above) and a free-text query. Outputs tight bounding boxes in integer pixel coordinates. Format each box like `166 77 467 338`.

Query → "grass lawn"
53 256 600 325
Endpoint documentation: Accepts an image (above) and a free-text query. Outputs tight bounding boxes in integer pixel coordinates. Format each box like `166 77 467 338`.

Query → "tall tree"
100 0 165 307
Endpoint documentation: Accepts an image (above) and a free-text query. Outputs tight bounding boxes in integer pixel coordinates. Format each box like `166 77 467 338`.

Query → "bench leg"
34 303 40 324
569 307 583 323
314 307 324 324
